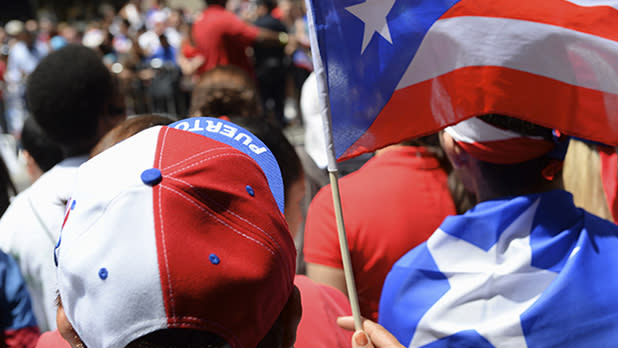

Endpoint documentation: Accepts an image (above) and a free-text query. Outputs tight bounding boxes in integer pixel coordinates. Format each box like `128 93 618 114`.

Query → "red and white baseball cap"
55 117 296 348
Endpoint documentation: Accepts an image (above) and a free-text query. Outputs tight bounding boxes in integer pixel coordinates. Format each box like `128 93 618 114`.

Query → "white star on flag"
345 0 396 54
411 200 558 348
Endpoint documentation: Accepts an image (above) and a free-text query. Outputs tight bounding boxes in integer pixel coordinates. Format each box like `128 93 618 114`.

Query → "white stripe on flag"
564 0 618 10
396 16 618 95
444 117 545 144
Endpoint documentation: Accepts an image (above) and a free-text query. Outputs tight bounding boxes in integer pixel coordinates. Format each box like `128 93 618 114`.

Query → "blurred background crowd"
0 0 318 191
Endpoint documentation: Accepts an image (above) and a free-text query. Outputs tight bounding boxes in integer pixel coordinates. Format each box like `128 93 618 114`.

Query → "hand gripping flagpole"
305 0 363 332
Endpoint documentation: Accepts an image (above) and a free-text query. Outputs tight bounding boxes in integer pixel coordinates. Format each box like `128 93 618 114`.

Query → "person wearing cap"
0 45 126 332
51 117 301 348
192 0 290 78
378 114 618 347
229 116 354 348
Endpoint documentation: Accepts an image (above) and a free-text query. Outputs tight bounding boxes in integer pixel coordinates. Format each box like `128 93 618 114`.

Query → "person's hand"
337 316 405 348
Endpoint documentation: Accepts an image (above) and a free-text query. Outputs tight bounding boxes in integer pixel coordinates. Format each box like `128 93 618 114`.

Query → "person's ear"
279 285 302 348
440 131 469 168
450 141 469 168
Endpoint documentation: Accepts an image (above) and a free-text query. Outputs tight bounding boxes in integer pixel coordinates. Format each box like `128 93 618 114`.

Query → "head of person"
54 117 301 348
4 20 24 39
26 44 126 158
440 114 568 202
189 65 261 119
20 117 65 182
256 0 277 16
90 114 177 158
206 0 227 6
230 117 305 236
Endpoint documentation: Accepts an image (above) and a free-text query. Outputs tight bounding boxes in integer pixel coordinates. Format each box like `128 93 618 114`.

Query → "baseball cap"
55 117 296 348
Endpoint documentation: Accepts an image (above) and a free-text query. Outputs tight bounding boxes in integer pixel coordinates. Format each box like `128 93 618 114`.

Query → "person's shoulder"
583 210 618 239
0 186 34 228
0 157 85 225
24 159 82 195
255 15 287 31
9 41 27 53
35 330 71 348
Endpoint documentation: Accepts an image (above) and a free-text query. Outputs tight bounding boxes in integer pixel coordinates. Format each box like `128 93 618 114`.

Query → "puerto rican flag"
306 0 618 160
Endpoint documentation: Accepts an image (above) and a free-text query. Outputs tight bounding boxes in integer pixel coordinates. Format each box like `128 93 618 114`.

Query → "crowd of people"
0 0 312 137
0 0 617 348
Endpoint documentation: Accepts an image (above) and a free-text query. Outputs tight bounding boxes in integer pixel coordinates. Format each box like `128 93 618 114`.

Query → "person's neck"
476 176 564 202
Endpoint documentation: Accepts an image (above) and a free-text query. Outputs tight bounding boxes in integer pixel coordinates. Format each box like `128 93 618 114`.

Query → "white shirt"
4 41 48 85
0 156 87 331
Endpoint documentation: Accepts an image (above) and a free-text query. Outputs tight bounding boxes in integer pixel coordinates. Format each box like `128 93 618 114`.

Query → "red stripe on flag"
441 0 618 42
340 66 618 160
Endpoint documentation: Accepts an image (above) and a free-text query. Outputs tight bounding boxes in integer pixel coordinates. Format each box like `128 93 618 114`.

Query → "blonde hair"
562 139 613 220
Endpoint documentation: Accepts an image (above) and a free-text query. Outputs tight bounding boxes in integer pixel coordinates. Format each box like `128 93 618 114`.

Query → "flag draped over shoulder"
306 0 618 160
379 190 618 347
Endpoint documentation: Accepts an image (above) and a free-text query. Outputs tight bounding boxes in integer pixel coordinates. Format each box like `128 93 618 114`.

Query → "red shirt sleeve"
303 186 344 269
223 12 260 47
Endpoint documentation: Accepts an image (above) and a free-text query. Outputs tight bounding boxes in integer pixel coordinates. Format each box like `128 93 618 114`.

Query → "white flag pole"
305 0 363 331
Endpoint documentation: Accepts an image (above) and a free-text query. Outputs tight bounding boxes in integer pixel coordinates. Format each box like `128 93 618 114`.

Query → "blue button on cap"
99 268 108 280
246 185 255 197
209 254 220 265
141 168 162 186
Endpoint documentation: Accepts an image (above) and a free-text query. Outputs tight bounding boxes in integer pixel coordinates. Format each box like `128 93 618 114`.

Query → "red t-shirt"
303 146 456 321
192 5 260 76
294 275 352 348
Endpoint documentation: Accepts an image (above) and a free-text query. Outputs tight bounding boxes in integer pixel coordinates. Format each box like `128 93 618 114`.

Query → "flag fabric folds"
378 190 618 347
306 0 618 160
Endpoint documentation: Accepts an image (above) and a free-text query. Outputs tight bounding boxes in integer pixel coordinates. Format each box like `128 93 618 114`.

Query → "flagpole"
305 0 363 332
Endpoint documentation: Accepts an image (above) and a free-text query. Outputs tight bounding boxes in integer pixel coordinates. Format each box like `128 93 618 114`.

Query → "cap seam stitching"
161 146 230 172
166 153 253 177
158 127 177 318
160 184 276 255
165 175 284 253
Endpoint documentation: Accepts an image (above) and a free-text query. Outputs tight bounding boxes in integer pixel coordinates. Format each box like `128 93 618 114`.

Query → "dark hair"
205 0 227 5
257 0 277 12
479 114 554 140
189 65 261 119
0 156 16 217
229 117 302 198
401 134 477 213
21 117 64 172
126 329 230 348
475 114 558 189
26 44 115 155
125 319 288 348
